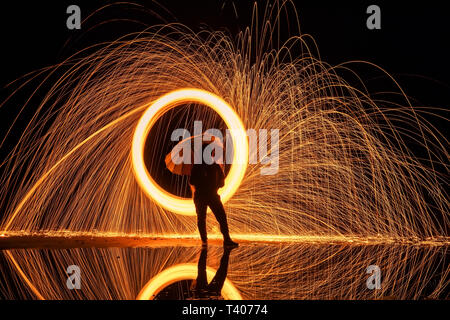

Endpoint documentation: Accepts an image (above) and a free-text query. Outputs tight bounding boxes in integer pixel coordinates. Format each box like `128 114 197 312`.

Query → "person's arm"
216 164 225 188
190 165 199 187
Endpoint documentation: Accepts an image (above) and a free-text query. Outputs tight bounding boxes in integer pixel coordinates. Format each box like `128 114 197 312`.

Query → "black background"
0 300 448 317
0 0 449 154
1 1 449 95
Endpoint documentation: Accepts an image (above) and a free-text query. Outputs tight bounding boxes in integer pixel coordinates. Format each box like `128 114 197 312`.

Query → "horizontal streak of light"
0 231 448 247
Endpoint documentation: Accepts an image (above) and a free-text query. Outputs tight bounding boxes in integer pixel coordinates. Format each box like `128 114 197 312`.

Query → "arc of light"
136 263 243 300
5 250 45 300
131 88 248 216
2 88 248 229
1 102 148 232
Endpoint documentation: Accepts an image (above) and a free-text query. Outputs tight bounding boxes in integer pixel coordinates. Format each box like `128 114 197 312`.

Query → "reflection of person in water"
189 143 238 248
192 246 235 299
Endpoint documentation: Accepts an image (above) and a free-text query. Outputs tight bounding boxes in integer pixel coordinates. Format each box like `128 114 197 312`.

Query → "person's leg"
207 246 235 295
194 196 208 244
208 194 237 247
195 247 208 295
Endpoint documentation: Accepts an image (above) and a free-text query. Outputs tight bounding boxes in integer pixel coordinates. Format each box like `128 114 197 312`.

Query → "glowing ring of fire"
136 263 243 300
132 88 248 216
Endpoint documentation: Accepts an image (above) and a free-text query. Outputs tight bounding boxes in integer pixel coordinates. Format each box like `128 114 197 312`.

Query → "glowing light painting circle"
132 88 248 216
136 263 243 300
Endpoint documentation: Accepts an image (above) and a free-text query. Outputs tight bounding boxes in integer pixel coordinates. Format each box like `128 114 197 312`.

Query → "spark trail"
0 0 448 277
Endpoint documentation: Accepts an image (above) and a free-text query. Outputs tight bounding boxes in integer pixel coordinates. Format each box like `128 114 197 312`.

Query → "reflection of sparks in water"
0 1 448 300
0 242 448 299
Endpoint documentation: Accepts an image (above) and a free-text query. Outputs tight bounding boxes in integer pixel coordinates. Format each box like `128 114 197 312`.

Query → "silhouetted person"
189 146 238 247
193 246 235 299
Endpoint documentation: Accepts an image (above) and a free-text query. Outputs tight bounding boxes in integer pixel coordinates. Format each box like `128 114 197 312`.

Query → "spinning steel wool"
0 1 448 300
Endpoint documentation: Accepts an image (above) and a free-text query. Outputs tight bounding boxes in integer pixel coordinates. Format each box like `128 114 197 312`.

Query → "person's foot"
223 239 239 248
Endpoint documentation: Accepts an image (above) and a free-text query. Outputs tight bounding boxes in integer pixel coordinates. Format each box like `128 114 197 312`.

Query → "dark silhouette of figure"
153 246 236 300
192 246 235 299
189 145 238 247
